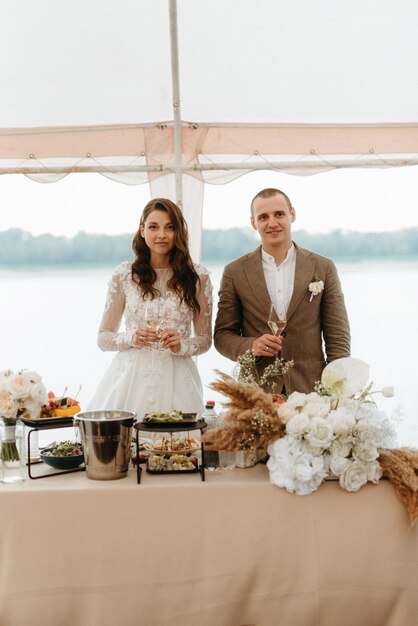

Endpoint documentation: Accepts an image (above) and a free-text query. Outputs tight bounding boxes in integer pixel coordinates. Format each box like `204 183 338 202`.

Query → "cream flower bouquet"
204 357 418 526
267 358 397 495
0 369 49 462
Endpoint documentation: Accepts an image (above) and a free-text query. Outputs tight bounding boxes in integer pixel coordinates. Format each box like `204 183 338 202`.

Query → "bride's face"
140 209 175 258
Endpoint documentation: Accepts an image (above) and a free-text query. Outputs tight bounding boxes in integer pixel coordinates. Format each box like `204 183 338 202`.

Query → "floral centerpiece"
267 358 397 495
0 369 48 462
203 358 418 526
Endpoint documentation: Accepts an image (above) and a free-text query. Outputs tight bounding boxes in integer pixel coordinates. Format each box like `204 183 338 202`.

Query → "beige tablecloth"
0 464 417 626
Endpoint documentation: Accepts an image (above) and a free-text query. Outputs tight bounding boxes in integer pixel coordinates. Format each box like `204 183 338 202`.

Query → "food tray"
136 419 206 432
147 454 199 474
142 412 197 425
20 416 74 428
144 449 199 457
146 466 200 474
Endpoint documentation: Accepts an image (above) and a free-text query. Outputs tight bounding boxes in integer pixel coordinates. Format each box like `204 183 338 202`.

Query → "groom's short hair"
250 188 293 215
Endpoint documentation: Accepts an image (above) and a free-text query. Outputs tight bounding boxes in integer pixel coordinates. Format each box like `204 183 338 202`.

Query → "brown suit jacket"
214 244 351 393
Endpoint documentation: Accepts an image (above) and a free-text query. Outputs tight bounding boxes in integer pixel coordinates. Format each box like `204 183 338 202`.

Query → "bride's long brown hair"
131 198 200 313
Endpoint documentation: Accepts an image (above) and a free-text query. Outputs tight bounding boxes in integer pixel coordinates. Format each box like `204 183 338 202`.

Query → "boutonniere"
308 277 324 302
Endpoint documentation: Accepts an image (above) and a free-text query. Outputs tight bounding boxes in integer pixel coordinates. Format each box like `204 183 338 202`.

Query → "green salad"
43 441 83 457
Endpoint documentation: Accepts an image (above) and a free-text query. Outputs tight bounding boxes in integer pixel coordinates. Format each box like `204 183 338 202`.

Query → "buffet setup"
0 366 417 626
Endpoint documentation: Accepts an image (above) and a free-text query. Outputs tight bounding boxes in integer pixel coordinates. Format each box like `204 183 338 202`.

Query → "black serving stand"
134 419 207 484
20 416 86 480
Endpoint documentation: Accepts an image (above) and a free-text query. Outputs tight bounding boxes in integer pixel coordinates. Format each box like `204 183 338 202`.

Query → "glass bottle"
202 401 220 470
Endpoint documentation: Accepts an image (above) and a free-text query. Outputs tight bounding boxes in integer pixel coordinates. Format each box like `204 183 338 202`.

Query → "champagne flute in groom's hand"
268 303 287 338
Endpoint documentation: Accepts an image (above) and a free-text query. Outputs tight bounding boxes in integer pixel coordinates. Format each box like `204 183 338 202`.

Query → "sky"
0 165 417 238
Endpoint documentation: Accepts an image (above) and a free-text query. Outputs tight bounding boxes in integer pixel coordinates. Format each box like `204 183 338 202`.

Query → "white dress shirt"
261 244 296 320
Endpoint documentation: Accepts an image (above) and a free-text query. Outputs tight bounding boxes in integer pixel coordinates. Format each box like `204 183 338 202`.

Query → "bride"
88 198 213 419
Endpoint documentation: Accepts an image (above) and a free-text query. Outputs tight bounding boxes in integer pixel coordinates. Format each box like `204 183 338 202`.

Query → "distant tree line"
0 227 417 267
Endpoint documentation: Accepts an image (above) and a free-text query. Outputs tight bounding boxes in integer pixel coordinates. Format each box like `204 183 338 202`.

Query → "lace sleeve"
178 267 213 358
97 265 135 351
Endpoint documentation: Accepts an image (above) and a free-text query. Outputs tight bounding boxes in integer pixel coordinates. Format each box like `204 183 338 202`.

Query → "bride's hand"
132 326 158 346
159 328 181 353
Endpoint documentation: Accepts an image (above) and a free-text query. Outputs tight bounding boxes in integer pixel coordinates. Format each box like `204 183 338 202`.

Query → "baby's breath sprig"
237 349 294 394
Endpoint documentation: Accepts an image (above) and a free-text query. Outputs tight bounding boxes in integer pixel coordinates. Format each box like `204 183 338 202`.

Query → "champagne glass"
268 303 287 338
144 300 162 349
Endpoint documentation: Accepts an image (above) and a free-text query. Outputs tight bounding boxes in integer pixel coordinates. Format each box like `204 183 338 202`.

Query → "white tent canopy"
1 0 417 256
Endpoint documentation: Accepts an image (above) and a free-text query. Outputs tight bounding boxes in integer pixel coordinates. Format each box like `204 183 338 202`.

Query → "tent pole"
169 0 183 208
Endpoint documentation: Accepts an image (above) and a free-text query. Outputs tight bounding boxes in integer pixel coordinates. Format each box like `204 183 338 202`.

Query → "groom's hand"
251 334 282 357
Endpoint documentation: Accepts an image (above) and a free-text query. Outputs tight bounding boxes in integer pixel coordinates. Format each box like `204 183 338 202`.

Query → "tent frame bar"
2 157 418 176
3 121 418 139
169 0 183 206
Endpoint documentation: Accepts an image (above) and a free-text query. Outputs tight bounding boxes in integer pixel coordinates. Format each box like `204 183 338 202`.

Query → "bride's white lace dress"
88 262 213 419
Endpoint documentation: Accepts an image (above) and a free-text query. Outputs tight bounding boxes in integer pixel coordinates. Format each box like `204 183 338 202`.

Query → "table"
0 464 417 626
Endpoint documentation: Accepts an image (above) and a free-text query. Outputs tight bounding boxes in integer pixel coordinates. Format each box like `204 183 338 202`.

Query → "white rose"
354 419 374 442
22 370 42 384
352 442 379 464
329 455 352 477
366 460 383 484
328 407 356 435
0 388 18 418
21 399 42 419
382 386 394 398
8 373 33 400
339 460 368 492
294 456 327 495
277 404 299 422
30 381 49 404
305 417 334 450
267 438 326 495
267 438 297 492
301 399 331 419
329 437 352 459
286 414 310 438
309 280 324 295
289 391 311 406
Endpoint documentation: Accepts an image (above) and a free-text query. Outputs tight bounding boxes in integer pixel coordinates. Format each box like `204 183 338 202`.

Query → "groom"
214 188 351 394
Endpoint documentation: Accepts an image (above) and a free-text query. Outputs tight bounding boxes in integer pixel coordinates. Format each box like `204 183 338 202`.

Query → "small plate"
142 412 197 424
144 446 199 455
20 416 74 428
138 419 205 432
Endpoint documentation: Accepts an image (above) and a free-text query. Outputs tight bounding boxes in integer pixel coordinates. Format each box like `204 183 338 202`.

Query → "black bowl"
40 447 84 470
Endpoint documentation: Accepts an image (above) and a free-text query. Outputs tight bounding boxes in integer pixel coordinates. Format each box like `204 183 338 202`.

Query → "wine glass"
268 303 287 338
144 300 162 349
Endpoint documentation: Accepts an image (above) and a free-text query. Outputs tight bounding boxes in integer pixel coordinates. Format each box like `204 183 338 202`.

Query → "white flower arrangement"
267 357 398 495
0 369 48 462
308 277 324 302
0 369 48 420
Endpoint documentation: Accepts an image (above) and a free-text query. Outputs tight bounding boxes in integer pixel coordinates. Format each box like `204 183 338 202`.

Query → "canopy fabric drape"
1 0 417 257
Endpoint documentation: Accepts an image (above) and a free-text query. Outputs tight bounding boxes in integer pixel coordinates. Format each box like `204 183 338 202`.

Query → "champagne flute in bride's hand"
144 300 162 349
268 303 287 338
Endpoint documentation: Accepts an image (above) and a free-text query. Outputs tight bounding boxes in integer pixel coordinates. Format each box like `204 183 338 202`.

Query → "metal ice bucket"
74 410 136 480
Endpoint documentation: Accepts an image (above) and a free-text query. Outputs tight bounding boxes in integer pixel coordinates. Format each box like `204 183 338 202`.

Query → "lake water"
1 259 417 446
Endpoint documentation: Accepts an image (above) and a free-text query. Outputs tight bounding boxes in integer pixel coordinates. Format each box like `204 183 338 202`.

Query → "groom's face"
251 193 295 249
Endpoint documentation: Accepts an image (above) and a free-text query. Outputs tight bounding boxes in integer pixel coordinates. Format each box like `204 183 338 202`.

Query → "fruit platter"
40 391 81 418
20 387 82 427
